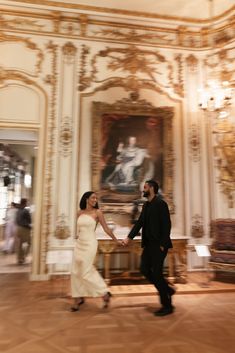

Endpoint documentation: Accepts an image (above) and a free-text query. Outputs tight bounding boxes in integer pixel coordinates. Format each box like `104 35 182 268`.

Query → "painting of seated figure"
92 95 174 211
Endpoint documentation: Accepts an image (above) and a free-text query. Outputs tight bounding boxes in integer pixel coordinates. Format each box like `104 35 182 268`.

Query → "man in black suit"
122 179 175 316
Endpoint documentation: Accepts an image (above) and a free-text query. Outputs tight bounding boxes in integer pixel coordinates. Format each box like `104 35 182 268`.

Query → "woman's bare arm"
97 209 118 242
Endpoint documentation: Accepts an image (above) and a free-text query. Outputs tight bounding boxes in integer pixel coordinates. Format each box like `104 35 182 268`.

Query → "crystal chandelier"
198 79 232 112
198 0 233 114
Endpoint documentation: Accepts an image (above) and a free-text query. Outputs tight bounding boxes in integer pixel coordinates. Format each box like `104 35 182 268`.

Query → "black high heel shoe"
103 292 112 309
70 297 85 312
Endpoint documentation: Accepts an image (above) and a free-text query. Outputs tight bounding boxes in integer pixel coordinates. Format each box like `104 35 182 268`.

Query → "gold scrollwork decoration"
191 214 204 238
78 44 91 91
0 31 44 75
55 214 71 239
98 45 166 81
59 116 73 157
52 11 62 34
0 68 34 86
93 28 174 44
214 121 235 208
186 54 198 73
189 123 200 162
62 42 77 64
40 40 58 272
0 14 44 31
204 48 235 86
79 14 88 37
79 44 183 98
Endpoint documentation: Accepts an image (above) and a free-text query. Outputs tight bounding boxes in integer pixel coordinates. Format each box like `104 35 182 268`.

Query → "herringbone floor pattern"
0 273 234 353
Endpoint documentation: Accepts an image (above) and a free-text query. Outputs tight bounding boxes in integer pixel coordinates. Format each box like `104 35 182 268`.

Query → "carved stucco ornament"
55 214 71 240
59 116 73 157
191 214 204 238
186 54 198 73
214 121 235 208
62 42 77 64
189 123 200 162
79 44 184 98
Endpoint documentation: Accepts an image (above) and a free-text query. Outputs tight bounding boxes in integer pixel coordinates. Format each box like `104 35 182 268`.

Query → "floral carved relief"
40 40 58 271
59 116 73 157
78 44 91 91
189 123 200 162
93 28 174 45
55 214 71 240
186 54 198 73
214 121 235 208
0 14 44 31
191 214 204 238
78 44 184 98
62 41 77 64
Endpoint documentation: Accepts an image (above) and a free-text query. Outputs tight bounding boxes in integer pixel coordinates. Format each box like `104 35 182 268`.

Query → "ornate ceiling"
39 0 235 20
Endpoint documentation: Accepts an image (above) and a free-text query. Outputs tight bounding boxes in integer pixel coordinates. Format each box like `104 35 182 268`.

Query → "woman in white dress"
70 191 119 312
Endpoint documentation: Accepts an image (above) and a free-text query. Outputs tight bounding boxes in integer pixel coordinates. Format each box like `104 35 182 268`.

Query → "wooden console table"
98 237 188 284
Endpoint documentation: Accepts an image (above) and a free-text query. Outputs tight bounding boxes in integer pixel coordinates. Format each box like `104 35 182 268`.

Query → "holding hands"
121 237 130 247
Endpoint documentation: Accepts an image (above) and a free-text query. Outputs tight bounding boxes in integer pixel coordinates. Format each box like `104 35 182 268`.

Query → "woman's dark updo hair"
79 191 99 210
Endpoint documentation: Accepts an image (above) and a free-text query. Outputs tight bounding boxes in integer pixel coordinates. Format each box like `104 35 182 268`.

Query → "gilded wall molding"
78 44 184 99
7 0 235 25
79 14 88 37
214 121 235 208
93 28 174 45
59 116 73 157
78 44 91 92
204 47 235 86
189 123 201 162
52 11 62 34
191 214 204 238
62 41 77 64
40 40 58 273
0 14 44 31
0 68 34 86
0 31 44 75
186 54 198 73
0 5 234 49
171 54 184 97
55 213 71 239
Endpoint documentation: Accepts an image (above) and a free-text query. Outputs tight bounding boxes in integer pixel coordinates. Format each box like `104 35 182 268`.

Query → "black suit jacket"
128 195 172 249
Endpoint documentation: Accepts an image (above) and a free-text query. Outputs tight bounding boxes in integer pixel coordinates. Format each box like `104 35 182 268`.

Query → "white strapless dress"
71 214 108 297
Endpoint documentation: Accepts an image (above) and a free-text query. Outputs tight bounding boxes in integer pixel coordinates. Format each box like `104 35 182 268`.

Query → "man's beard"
143 190 150 198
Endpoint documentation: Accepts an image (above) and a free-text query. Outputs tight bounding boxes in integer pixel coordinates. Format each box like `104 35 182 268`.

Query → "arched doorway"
0 130 38 273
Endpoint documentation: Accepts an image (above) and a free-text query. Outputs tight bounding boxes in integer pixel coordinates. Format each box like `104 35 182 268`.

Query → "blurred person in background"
15 198 31 264
2 202 18 254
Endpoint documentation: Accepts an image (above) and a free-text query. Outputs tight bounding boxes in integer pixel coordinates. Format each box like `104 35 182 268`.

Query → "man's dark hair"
20 198 27 207
145 180 159 194
79 191 99 210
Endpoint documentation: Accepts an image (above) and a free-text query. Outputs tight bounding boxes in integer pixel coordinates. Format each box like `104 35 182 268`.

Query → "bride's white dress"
71 214 108 297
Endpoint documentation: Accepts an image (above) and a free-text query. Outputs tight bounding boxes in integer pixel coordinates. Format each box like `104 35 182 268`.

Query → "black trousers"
140 244 172 308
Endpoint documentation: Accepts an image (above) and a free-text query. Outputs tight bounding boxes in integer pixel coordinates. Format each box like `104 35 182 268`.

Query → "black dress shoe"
154 306 174 316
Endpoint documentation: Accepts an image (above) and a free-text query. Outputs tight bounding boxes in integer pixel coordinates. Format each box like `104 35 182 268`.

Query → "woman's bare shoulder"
96 209 103 218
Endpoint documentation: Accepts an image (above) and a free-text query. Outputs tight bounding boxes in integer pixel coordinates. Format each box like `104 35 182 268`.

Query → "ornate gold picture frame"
92 93 174 213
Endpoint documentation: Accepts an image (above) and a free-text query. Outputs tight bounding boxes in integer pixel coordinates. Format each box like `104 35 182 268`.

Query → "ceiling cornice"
4 0 235 25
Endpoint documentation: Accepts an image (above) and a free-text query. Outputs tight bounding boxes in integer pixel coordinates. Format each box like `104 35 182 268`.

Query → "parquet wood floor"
0 273 234 353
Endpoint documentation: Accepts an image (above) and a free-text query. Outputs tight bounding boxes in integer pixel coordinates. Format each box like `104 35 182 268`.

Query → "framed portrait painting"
92 94 174 212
